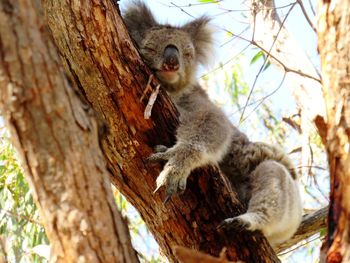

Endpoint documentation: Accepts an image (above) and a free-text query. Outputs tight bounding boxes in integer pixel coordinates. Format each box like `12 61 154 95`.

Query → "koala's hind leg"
220 160 302 246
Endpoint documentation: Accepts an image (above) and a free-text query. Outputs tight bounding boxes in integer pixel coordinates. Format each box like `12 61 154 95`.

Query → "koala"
123 1 302 247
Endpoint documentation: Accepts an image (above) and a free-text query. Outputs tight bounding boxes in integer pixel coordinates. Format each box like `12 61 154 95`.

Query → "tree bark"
0 0 138 262
39 0 281 262
317 1 350 262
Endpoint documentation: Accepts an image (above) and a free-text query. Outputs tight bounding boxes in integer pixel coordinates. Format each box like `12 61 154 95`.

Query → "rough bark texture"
40 0 281 262
318 1 350 262
0 0 138 262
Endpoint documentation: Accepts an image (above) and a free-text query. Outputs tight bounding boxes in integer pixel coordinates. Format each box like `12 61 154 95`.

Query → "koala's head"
123 1 213 94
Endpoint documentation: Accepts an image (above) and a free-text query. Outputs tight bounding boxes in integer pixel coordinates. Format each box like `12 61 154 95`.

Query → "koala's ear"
183 16 214 65
123 1 157 46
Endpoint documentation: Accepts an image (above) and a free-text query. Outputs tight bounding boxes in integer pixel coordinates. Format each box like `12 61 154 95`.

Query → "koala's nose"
162 45 180 71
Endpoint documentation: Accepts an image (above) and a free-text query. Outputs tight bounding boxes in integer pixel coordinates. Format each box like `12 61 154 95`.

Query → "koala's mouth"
156 69 179 83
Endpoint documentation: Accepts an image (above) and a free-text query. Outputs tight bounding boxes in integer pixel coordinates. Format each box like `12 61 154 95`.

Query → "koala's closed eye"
142 46 157 52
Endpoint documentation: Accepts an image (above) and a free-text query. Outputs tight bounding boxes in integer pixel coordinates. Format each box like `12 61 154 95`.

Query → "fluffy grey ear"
183 16 214 65
123 1 157 46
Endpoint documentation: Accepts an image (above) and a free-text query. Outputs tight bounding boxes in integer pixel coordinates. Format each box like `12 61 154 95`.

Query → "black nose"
163 45 179 71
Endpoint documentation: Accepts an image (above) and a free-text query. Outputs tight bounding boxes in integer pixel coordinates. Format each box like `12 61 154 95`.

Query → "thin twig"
296 0 317 33
278 235 324 256
295 165 326 171
200 44 251 79
239 2 297 124
162 0 223 8
254 41 321 83
216 3 296 13
0 208 42 226
220 26 250 47
169 2 195 18
240 72 286 123
307 0 316 16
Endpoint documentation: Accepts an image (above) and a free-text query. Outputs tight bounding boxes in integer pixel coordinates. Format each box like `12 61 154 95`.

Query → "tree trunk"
0 0 138 263
317 1 350 262
39 0 280 262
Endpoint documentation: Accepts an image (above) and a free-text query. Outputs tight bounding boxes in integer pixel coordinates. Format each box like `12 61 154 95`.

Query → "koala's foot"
218 216 252 232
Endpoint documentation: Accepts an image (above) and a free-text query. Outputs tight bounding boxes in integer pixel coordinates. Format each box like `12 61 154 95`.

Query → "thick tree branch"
276 206 328 253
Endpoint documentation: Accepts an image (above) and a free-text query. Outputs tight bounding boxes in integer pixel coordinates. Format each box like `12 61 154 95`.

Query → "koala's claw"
163 194 171 205
218 217 251 232
153 164 189 202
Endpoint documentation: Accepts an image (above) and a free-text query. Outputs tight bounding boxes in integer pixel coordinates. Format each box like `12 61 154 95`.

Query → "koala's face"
139 28 196 92
123 1 213 94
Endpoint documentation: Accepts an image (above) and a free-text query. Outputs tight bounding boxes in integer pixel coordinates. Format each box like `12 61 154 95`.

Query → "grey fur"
123 1 302 247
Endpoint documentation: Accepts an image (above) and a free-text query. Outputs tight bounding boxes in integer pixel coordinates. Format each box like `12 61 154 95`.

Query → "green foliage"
198 0 219 3
0 129 49 263
250 50 271 72
250 50 264 65
222 60 249 112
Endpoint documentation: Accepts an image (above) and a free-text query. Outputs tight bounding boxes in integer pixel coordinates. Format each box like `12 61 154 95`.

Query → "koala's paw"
218 216 252 232
154 164 189 200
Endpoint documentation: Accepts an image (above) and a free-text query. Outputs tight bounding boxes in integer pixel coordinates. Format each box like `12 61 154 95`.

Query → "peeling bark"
318 1 350 262
0 0 138 262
